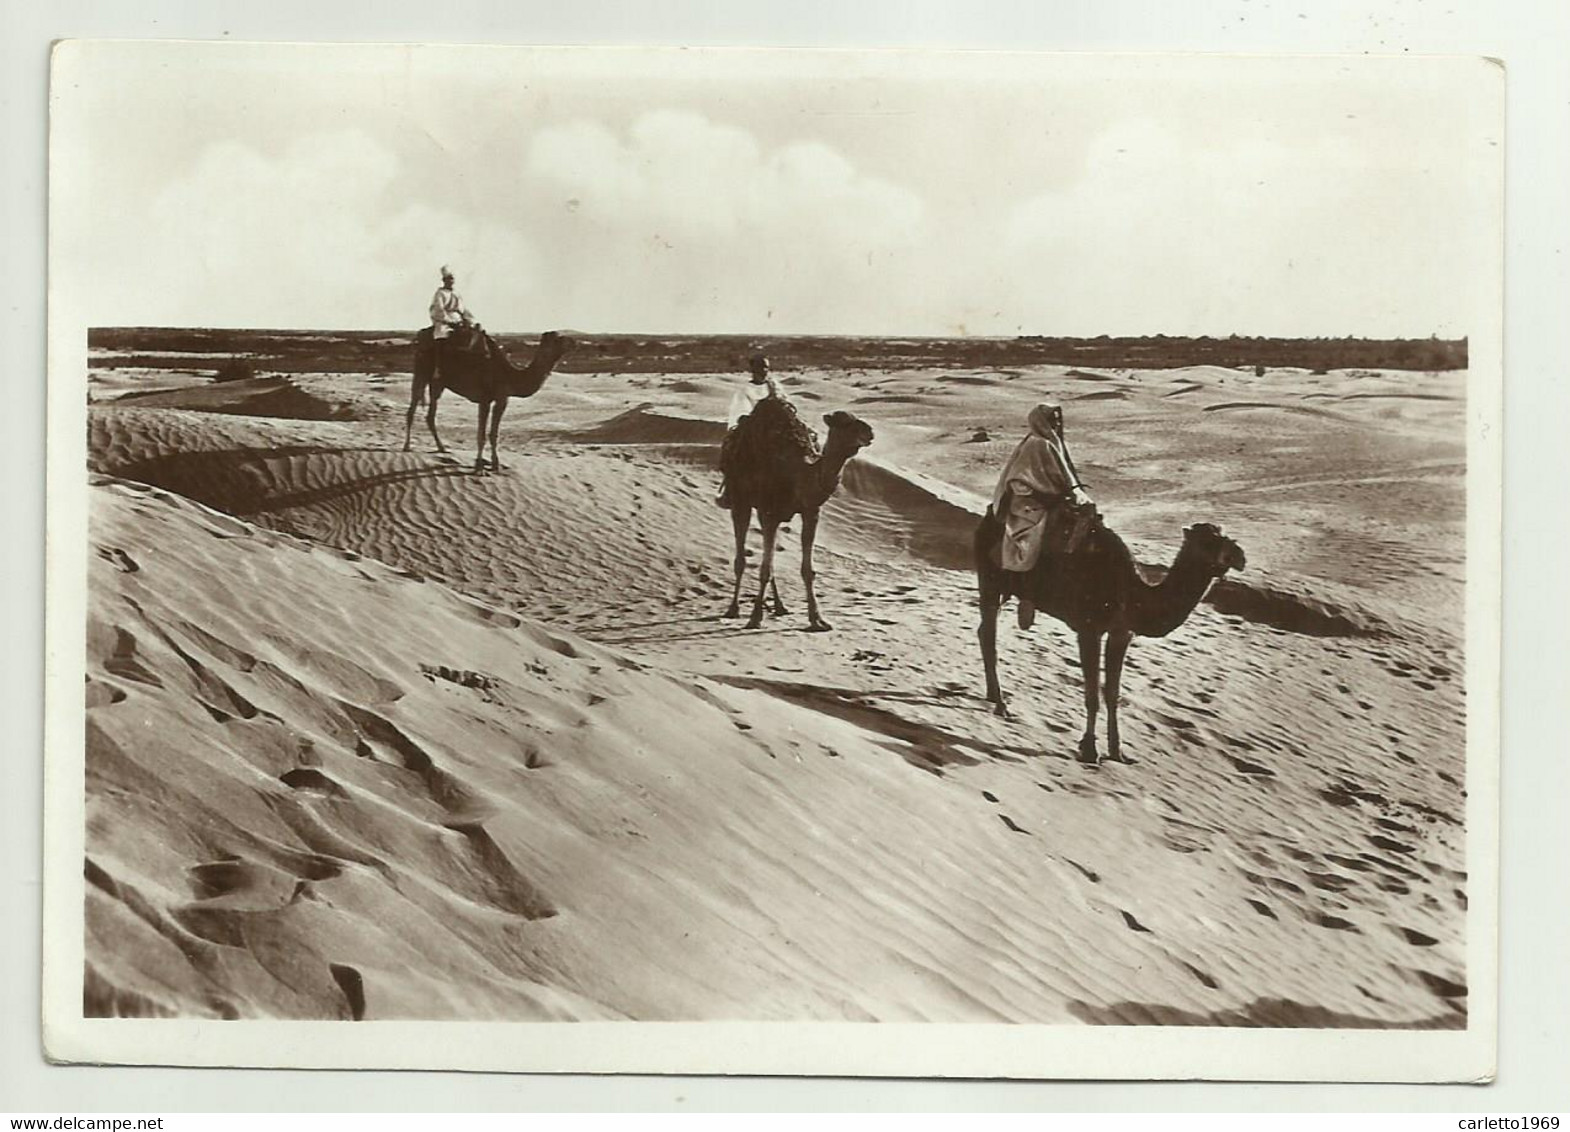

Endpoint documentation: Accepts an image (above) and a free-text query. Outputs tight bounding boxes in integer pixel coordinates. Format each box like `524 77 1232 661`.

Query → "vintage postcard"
43 41 1502 1079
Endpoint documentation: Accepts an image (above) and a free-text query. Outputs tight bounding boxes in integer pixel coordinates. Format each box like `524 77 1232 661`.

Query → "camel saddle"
720 394 821 473
990 494 1100 571
446 325 491 359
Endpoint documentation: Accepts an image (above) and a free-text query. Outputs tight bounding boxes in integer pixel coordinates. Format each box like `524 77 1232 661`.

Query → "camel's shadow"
709 674 1066 776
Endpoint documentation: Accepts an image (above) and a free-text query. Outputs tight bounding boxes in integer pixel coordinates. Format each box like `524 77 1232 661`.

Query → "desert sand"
80 335 1468 1026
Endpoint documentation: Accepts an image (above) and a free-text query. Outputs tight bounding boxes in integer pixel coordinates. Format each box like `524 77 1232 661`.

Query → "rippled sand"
80 347 1468 1025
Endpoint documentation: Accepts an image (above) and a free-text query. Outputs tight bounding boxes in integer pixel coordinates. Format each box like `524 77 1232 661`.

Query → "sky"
51 43 1501 337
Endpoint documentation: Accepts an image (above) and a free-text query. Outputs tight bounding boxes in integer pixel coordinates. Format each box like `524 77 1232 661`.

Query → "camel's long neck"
500 346 559 397
1130 546 1219 638
808 437 860 499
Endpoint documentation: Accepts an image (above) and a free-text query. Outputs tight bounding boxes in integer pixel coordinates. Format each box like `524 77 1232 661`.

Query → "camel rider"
727 352 785 428
993 403 1096 629
717 352 788 508
430 265 475 380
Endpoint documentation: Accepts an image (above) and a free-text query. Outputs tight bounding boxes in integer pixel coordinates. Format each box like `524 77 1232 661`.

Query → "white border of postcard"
41 41 1502 1081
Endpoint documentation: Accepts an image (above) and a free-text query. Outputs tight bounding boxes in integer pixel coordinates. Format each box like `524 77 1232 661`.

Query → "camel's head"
538 330 577 363
823 410 875 452
1183 522 1247 575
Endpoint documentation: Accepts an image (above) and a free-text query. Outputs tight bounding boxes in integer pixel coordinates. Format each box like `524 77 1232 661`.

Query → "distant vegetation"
89 327 1467 376
1010 334 1466 373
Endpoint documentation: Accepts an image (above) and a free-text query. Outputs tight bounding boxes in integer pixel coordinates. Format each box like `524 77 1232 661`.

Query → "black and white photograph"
44 40 1502 1079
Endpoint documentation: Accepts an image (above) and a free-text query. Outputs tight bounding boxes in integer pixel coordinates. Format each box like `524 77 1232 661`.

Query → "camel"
723 406 875 631
404 328 576 471
974 511 1246 764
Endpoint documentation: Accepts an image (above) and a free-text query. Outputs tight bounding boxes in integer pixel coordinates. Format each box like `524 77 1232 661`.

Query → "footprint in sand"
1324 853 1376 873
280 768 347 797
187 855 343 904
1243 870 1305 897
1120 910 1153 933
85 677 128 708
1321 781 1389 808
339 701 492 820
515 743 552 770
1376 817 1420 835
1367 833 1417 855
330 963 367 1020
421 664 500 693
440 819 558 920
1065 858 1100 883
1181 961 1220 989
186 860 273 901
1413 970 1467 1001
96 546 140 573
103 628 163 688
1224 754 1275 777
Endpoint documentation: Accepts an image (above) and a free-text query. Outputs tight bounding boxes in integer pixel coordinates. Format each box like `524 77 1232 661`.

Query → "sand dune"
80 348 1470 1026
109 375 365 420
567 404 729 446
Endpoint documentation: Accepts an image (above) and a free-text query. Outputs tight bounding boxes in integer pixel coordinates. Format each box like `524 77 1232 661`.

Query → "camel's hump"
730 396 822 461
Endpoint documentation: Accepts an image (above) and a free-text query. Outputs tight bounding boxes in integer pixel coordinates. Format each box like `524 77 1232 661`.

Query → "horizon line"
87 326 1471 344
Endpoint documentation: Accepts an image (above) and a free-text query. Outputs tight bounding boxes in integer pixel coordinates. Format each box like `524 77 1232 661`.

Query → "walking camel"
723 404 875 631
404 329 576 471
975 512 1246 764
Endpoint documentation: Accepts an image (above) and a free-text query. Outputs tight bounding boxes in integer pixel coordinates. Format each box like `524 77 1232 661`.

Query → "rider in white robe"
992 403 1094 627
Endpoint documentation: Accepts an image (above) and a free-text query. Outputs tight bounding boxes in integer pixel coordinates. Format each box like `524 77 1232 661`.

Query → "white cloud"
996 119 1478 336
74 85 1486 339
515 111 929 333
103 130 534 328
94 114 933 333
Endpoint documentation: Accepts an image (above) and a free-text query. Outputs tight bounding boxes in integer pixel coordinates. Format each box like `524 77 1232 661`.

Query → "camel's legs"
403 375 423 452
768 576 789 617
977 566 1008 717
425 386 448 454
406 340 434 452
745 519 780 630
724 506 751 618
488 396 508 470
1076 630 1104 764
1103 630 1135 764
474 401 491 472
800 510 831 631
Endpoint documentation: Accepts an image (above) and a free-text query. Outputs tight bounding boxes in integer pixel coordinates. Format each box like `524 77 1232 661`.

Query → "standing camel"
724 407 875 631
404 329 576 471
975 512 1246 764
